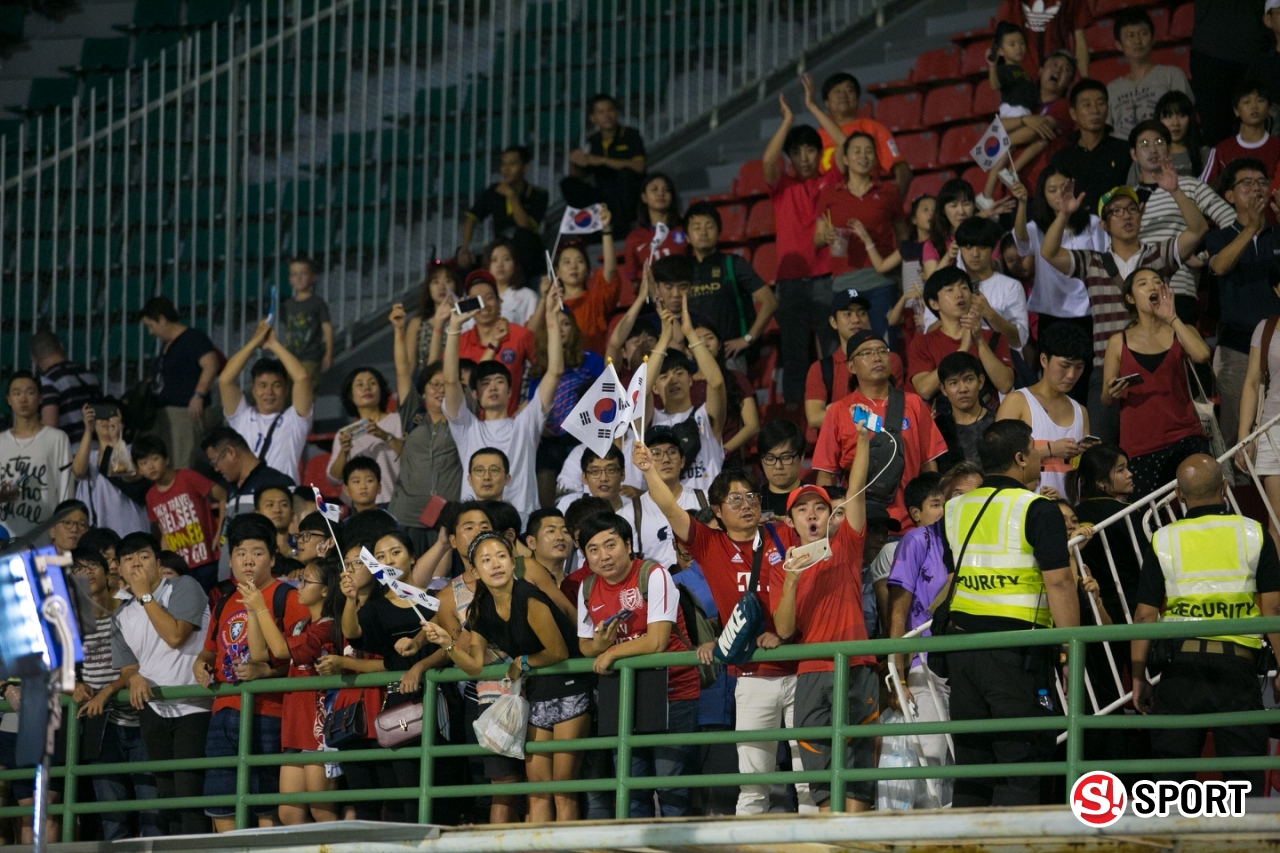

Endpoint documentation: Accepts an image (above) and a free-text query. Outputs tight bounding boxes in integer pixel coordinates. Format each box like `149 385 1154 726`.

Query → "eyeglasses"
343 559 364 572
470 465 506 478
295 531 325 544
1106 205 1140 219
1135 138 1168 149
760 452 800 467
651 447 683 461
722 492 762 509
425 382 448 393
585 465 622 478
71 563 97 576
296 577 324 588
57 520 89 532
1232 178 1268 190
851 348 890 360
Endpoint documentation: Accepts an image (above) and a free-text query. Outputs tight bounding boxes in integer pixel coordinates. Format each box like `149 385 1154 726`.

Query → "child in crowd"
907 267 1015 402
932 352 995 471
342 456 382 514
277 257 334 390
1204 79 1280 185
134 435 226 592
254 484 296 559
923 217 1029 353
988 22 1047 165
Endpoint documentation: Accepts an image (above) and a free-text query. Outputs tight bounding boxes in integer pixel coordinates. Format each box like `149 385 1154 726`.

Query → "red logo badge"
1071 771 1127 827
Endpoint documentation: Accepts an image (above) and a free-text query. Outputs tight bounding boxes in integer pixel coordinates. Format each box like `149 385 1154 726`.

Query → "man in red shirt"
815 72 912 196
814 330 948 532
771 421 875 812
805 290 905 433
634 449 799 815
765 75 846 405
454 271 535 416
908 267 1015 402
193 514 300 832
575 513 700 817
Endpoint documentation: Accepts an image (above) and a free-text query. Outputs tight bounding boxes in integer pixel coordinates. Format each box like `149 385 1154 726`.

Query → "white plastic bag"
877 708 932 811
473 680 530 760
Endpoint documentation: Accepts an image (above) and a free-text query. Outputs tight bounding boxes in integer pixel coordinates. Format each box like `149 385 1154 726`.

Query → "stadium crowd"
2 0 1280 842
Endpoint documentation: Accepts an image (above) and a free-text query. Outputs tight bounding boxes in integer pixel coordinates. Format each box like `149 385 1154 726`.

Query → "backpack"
582 560 719 688
864 388 907 511
212 578 292 637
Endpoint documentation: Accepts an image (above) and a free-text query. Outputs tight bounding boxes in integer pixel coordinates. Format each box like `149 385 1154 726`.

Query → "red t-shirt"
811 388 948 531
563 267 622 356
1204 134 1280 187
623 225 689 281
907 327 1013 391
769 169 841 280
997 0 1089 76
678 519 797 678
765 522 874 672
817 118 906 176
145 469 220 568
282 614 335 750
804 353 905 405
202 579 304 716
457 322 536 416
581 559 701 701
815 179 903 277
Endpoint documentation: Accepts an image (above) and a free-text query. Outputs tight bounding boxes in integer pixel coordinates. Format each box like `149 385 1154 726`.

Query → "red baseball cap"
785 484 832 513
463 269 497 290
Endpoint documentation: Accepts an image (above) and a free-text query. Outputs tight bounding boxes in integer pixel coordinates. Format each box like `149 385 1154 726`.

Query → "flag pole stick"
1006 147 1018 183
309 484 341 550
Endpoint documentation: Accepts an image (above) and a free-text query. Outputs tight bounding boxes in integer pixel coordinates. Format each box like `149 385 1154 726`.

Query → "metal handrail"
2 615 1277 829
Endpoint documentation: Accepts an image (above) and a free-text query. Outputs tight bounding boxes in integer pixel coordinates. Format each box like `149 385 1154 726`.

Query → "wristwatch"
742 333 754 344
519 655 531 674
140 593 154 605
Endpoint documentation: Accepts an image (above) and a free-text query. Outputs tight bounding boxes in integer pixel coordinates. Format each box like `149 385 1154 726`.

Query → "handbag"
713 526 770 665
374 693 424 747
926 488 1003 678
1186 360 1227 459
322 690 368 748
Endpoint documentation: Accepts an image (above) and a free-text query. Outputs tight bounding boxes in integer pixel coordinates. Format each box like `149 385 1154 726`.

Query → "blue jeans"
203 708 282 818
93 723 162 839
627 698 699 817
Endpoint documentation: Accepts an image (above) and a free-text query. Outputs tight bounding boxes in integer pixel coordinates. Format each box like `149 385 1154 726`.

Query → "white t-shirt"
77 448 150 536
923 271 1030 352
1015 218 1109 318
635 485 706 570
500 287 539 327
326 412 404 505
0 426 73 538
110 576 212 718
577 561 680 638
651 403 724 492
227 398 312 481
556 435 646 498
448 398 546 517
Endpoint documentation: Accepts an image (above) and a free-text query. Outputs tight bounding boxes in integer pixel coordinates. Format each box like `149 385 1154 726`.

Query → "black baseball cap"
844 329 883 359
831 288 871 316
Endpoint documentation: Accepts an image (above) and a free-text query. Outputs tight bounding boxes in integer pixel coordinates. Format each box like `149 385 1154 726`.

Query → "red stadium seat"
1090 57 1127 84
733 159 774 198
894 131 939 170
905 170 955 206
1168 2 1193 41
1149 6 1170 41
922 83 974 126
960 165 986 195
744 198 775 239
875 92 922 132
937 122 987 167
1151 45 1190 77
960 40 991 77
971 81 1001 117
1085 20 1117 54
857 101 875 120
910 46 962 84
751 240 777 284
717 202 750 243
304 454 342 502
1092 0 1159 16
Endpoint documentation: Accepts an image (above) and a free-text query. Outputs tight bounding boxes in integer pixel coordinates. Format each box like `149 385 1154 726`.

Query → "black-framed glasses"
585 465 622 478
1232 178 1268 190
761 452 800 467
296 577 325 588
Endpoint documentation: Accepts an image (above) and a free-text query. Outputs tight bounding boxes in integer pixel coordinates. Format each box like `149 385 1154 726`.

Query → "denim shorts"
203 709 283 817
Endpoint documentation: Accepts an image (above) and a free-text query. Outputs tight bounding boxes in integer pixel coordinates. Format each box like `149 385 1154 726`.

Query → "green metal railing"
2 616 1279 833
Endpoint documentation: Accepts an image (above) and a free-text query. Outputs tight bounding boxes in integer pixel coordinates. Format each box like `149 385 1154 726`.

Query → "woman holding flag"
529 204 621 355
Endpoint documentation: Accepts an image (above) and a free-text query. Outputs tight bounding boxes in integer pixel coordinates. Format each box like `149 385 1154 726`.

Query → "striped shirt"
80 613 139 727
1135 177 1236 299
1068 238 1182 368
40 360 100 446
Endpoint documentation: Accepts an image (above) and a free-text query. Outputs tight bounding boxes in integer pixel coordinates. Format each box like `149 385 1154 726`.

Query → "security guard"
939 420 1080 807
1131 454 1280 792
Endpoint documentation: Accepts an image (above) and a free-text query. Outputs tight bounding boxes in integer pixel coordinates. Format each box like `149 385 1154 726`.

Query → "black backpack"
865 388 907 512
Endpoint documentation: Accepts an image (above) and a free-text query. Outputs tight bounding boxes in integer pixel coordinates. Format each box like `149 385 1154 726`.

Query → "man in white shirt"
444 288 563 517
0 371 73 538
109 531 212 836
218 320 314 481
556 445 634 517
634 425 707 568
646 300 727 492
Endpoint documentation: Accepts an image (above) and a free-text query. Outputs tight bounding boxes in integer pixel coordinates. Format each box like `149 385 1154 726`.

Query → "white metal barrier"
1 0 886 391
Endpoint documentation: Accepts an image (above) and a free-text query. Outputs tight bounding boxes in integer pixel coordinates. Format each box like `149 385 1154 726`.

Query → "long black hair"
1031 164 1091 236
1155 90 1206 178
314 553 343 622
929 179 976 256
464 531 517 628
636 172 682 229
1066 444 1128 505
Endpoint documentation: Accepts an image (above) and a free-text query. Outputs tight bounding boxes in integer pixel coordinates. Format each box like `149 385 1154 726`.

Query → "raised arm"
1039 190 1083 276
263 328 314 419
762 92 794 187
443 306 480 419
681 295 727 439
606 264 652 364
645 308 676 428
239 580 291 662
1156 281 1210 364
843 422 871 535
1010 180 1030 244
632 441 692 543
219 320 272 416
600 205 618 282
536 287 566 414
1154 162 1208 262
802 72 845 154
71 404 96 480
390 303 413 405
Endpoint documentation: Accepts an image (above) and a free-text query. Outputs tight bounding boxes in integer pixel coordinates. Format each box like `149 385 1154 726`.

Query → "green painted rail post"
235 691 254 829
1064 637 1086 792
61 698 80 841
418 684 437 824
614 665 635 820
830 653 848 812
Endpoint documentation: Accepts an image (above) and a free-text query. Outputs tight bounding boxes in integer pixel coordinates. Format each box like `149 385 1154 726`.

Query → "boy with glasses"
757 419 806 519
632 426 708 568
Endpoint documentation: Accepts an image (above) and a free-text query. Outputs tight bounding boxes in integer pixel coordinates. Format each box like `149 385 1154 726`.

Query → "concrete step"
22 2 136 40
0 38 84 80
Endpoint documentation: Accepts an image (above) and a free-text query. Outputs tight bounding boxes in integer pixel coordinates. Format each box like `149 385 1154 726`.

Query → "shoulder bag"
926 488 1002 678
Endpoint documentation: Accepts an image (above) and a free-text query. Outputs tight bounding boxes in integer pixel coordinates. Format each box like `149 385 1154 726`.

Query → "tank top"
1015 388 1083 497
1118 333 1203 458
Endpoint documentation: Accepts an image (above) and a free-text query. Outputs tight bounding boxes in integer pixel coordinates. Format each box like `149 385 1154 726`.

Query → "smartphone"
852 404 884 433
454 294 484 314
92 403 118 421
791 537 832 568
1082 435 1101 444
602 609 633 630
1117 373 1144 387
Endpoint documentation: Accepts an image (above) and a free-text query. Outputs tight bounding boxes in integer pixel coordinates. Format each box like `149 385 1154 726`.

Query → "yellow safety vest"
944 486 1053 628
1151 514 1263 649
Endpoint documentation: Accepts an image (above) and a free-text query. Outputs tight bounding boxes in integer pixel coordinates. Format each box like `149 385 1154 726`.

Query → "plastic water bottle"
1037 688 1054 712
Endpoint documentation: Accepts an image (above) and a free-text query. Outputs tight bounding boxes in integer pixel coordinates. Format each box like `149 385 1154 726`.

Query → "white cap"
1268 0 1280 12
